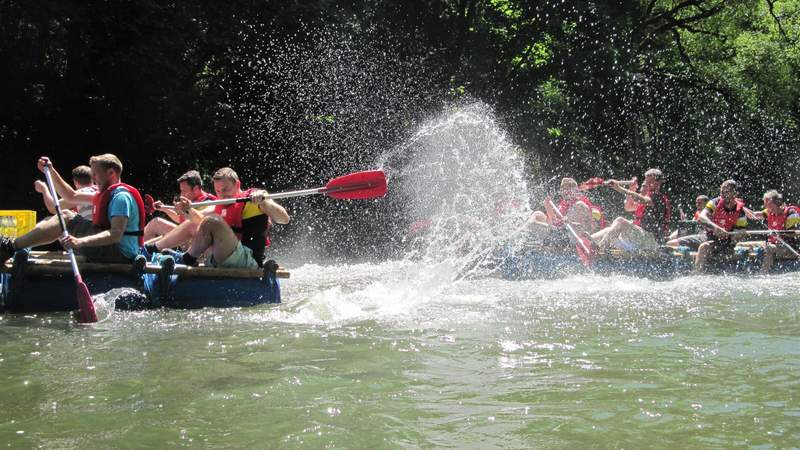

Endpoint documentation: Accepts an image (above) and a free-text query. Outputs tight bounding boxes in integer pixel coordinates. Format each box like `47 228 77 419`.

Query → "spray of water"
379 103 538 268
223 22 445 261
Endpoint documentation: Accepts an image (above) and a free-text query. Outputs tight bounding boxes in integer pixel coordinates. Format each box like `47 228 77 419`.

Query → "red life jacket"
633 191 672 236
177 190 217 224
711 197 744 232
557 196 605 231
214 189 271 263
766 205 800 243
693 210 701 221
92 182 146 246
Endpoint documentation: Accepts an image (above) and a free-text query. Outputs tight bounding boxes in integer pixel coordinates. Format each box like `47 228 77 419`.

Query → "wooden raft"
1 251 290 279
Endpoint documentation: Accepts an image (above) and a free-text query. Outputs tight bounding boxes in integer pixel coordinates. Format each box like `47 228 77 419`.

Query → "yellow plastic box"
0 210 37 238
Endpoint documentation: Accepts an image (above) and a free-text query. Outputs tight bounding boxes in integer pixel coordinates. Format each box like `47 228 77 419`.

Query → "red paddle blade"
75 278 98 323
143 194 156 216
576 236 594 268
323 170 387 200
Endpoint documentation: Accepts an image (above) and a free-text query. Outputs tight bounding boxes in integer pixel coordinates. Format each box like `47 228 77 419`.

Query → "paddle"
42 165 98 323
163 170 387 210
742 207 800 258
547 199 593 267
579 177 636 191
739 230 800 235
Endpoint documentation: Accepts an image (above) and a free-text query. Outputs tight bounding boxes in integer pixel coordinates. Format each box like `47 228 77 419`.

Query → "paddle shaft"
740 229 800 235
43 165 98 323
547 199 591 255
162 187 323 210
43 167 81 275
741 207 800 258
163 181 379 211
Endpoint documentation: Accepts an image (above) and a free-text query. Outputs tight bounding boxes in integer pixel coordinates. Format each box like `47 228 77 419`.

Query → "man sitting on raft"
591 168 672 252
156 167 290 269
666 194 710 250
693 180 748 272
527 177 603 246
143 170 217 243
0 154 145 265
738 190 800 273
34 164 97 220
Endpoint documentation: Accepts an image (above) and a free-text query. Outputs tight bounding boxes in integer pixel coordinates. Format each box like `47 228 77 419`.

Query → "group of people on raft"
0 154 290 270
529 168 800 273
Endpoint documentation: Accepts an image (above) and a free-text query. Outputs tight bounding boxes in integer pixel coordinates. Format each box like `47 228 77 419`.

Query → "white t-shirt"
74 186 98 219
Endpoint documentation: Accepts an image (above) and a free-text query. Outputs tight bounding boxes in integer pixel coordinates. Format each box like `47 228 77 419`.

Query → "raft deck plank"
3 257 290 279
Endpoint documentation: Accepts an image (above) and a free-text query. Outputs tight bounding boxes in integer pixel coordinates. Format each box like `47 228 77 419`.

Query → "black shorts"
66 214 131 264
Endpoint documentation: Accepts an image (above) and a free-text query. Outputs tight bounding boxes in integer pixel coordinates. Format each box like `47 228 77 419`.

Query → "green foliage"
1 0 799 207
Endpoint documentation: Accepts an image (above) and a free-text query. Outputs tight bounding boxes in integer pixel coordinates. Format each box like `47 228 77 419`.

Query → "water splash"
379 103 537 267
224 22 443 260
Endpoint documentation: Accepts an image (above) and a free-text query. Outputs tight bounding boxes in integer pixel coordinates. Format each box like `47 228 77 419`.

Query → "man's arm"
60 215 128 250
154 200 183 223
607 180 652 211
35 179 91 215
251 190 290 224
34 180 58 215
743 207 765 221
36 157 86 203
698 207 729 237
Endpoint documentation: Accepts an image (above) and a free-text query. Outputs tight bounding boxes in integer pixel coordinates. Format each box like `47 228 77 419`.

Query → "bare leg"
144 217 177 242
186 215 239 263
153 219 200 251
694 241 712 273
592 217 630 249
761 243 777 274
13 211 73 250
566 202 593 235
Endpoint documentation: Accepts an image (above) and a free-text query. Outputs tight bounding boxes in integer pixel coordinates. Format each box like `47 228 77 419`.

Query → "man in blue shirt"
0 154 145 265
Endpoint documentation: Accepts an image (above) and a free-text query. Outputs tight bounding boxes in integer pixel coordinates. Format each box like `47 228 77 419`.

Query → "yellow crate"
0 210 37 238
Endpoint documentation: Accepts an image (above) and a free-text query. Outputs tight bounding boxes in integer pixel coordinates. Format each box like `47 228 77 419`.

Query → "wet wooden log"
3 253 290 279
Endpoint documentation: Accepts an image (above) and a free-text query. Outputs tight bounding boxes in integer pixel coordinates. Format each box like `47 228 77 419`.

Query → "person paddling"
34 165 97 220
0 154 145 265
738 190 800 273
693 180 748 272
143 170 217 242
591 168 672 252
159 167 290 269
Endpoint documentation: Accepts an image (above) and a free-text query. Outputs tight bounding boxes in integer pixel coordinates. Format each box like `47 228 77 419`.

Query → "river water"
1 262 799 448
2 107 799 447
